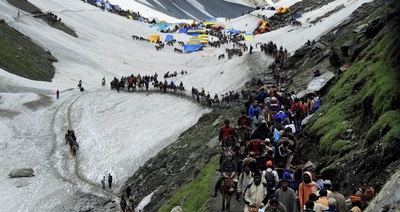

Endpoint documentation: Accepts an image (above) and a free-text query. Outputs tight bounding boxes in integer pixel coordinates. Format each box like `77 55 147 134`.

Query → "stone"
297 71 335 98
352 23 368 34
170 206 183 212
329 47 345 67
9 168 35 178
301 114 314 126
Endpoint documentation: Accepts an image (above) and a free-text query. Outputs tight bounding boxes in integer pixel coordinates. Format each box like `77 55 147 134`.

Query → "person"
237 110 252 133
303 200 314 212
323 198 338 212
251 110 264 131
120 195 127 211
264 198 286 212
102 77 106 86
249 45 253 54
101 176 106 189
290 98 305 133
108 173 113 189
125 185 132 198
349 196 362 212
219 119 236 145
355 181 368 208
212 152 237 197
263 160 279 194
316 188 328 207
327 183 348 212
56 90 59 99
298 171 318 209
243 171 270 212
306 193 328 212
237 164 254 202
248 100 262 118
294 158 316 188
274 179 297 212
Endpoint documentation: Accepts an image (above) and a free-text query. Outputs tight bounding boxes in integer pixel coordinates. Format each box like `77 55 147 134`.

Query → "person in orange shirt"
298 171 318 209
316 188 329 207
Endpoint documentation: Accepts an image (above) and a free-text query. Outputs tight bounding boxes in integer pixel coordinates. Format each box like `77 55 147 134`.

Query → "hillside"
0 0 399 211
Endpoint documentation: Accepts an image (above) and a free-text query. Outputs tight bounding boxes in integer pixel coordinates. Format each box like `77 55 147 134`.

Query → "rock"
297 71 335 98
365 17 385 38
352 23 368 34
341 40 355 57
9 168 35 178
170 206 183 212
301 114 314 126
329 47 346 67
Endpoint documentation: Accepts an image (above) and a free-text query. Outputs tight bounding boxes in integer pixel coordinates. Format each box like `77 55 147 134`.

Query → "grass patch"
158 156 219 212
309 24 400 154
0 22 55 81
365 110 400 151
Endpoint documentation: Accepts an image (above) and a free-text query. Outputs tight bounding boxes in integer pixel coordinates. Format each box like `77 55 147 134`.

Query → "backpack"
313 99 322 112
265 170 276 189
294 104 303 118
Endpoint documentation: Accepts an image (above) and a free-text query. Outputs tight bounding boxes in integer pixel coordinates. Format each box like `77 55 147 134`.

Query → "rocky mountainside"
283 0 400 205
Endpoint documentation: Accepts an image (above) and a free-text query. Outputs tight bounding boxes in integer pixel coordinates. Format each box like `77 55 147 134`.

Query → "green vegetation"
365 110 400 153
309 23 400 154
0 22 55 81
159 156 219 212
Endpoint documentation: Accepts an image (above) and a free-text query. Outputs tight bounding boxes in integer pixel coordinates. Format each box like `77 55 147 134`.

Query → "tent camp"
243 33 254 41
184 44 203 53
187 29 206 35
275 7 290 14
165 34 173 42
148 35 160 43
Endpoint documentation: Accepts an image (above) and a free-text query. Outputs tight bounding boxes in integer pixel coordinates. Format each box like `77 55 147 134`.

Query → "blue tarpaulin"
184 44 203 53
292 13 302 19
165 34 173 42
179 28 188 33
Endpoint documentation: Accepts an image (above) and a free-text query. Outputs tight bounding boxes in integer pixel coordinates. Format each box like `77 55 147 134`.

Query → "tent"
205 18 216 22
280 7 290 13
243 33 254 41
179 28 188 34
216 17 227 22
275 7 283 14
292 13 302 19
148 35 160 43
165 34 173 42
187 29 206 35
184 44 203 53
113 5 120 11
202 22 216 27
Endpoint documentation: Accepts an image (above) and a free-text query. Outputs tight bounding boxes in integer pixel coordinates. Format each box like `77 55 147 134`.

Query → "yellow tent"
275 7 283 14
148 35 160 43
202 22 216 27
244 35 254 41
127 15 133 19
280 7 290 13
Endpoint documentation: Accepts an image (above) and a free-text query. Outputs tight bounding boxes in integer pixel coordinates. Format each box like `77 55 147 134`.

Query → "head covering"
225 152 233 157
279 178 290 183
349 196 362 203
265 138 270 143
254 171 262 178
266 160 273 167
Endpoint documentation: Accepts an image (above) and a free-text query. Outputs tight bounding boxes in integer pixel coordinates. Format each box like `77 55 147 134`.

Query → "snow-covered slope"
108 0 254 21
0 0 371 210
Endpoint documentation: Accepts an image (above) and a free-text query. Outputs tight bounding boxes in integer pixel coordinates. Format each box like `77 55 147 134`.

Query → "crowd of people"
210 78 374 211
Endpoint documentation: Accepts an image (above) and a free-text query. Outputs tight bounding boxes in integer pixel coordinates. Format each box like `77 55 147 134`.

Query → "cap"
266 160 273 167
225 152 233 157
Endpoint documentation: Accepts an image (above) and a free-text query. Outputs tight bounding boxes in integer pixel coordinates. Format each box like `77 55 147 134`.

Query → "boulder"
297 71 335 98
352 23 368 34
329 47 345 67
365 17 386 38
9 168 35 178
170 206 183 212
301 114 314 126
341 40 355 57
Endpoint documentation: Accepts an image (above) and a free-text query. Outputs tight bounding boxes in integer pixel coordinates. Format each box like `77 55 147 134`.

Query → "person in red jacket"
290 98 305 133
219 119 236 144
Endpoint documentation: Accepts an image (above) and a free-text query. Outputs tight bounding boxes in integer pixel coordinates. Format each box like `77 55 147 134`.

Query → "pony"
220 176 235 211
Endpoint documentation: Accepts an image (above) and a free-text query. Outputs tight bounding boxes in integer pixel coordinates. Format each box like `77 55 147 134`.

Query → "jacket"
244 182 270 212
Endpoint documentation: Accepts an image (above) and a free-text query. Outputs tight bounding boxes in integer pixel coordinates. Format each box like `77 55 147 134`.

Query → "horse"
220 176 235 211
65 130 79 156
